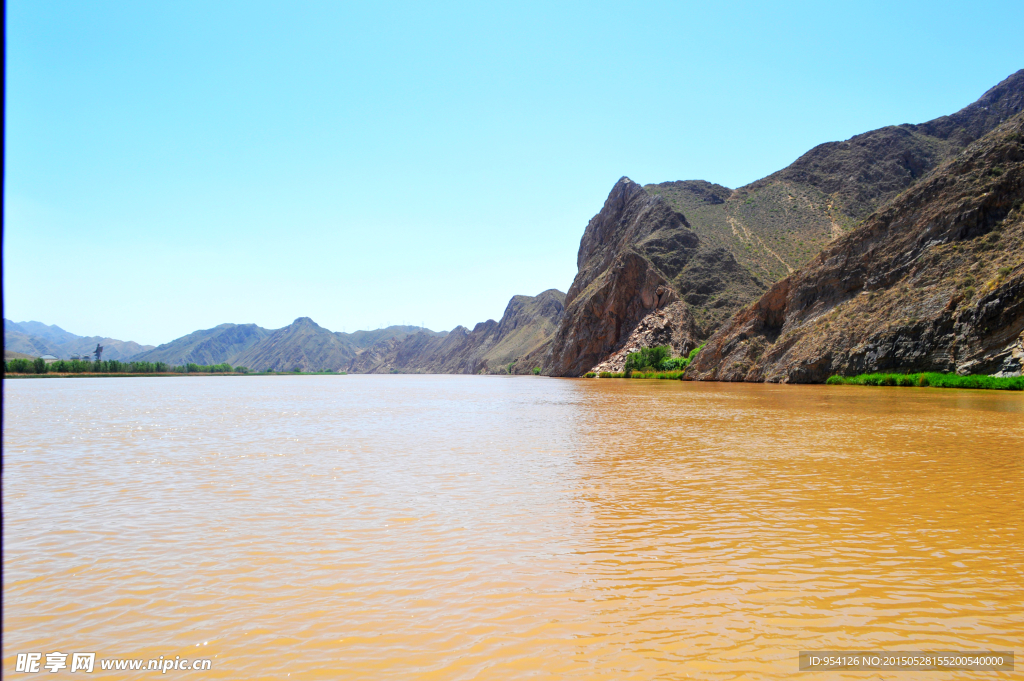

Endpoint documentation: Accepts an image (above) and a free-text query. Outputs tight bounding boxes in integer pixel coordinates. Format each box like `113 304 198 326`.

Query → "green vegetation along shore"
3 358 346 377
826 372 1023 390
587 344 706 379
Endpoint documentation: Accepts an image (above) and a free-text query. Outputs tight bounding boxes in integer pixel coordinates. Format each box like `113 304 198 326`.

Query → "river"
3 375 1022 679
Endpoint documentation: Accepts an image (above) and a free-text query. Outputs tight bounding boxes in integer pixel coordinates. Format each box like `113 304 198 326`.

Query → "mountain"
545 69 1024 376
225 317 352 371
5 320 81 346
348 289 566 374
342 326 447 350
111 321 444 370
3 320 156 360
131 323 272 366
688 112 1024 382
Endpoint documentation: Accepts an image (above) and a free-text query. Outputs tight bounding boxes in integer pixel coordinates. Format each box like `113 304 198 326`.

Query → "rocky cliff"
545 180 747 376
546 69 1024 376
688 112 1024 382
348 289 566 374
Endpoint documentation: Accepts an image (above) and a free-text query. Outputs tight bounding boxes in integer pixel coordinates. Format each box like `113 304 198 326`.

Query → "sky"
5 1 1023 345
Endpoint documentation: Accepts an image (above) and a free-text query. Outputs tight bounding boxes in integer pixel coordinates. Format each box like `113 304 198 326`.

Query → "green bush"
584 372 596 378
624 342 707 376
624 346 670 374
33 357 48 373
532 367 541 375
659 356 689 371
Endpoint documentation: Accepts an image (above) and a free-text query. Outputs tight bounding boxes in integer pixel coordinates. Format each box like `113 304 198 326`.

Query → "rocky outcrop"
347 290 566 374
546 178 762 376
590 302 701 373
688 113 1024 382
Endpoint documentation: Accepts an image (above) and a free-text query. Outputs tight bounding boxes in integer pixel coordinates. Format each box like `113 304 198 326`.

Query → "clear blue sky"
5 1 1023 345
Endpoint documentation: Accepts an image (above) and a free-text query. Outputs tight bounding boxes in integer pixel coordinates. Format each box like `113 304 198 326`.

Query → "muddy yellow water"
3 376 1022 679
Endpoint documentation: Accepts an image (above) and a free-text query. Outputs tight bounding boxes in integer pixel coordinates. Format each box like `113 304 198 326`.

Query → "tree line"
3 359 250 375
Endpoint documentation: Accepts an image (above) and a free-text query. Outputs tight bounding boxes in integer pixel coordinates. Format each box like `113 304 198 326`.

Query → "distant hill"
348 289 566 374
340 326 447 350
131 323 272 366
3 320 155 360
689 111 1024 381
231 317 359 372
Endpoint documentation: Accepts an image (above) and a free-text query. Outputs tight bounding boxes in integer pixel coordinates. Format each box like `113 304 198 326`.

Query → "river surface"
3 375 1022 679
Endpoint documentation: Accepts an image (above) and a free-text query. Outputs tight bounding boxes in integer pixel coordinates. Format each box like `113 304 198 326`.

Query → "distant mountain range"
3 320 155 361
6 292 563 373
127 319 452 371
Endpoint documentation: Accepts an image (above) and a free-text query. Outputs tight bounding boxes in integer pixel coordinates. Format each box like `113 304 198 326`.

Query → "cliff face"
347 289 566 374
545 178 759 376
688 113 1024 382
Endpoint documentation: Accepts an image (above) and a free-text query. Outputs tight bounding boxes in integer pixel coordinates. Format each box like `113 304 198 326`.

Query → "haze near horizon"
4 0 1023 345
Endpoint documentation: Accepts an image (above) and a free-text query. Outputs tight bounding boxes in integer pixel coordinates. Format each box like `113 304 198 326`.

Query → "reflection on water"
3 376 1022 679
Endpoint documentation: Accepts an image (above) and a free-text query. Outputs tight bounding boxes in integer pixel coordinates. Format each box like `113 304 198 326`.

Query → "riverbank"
583 370 1023 390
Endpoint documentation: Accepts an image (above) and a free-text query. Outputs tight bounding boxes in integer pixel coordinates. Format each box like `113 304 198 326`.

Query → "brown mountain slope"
688 112 1024 383
646 69 1024 287
348 289 565 374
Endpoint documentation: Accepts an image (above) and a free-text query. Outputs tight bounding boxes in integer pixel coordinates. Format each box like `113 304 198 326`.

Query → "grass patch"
584 372 596 378
629 370 687 380
826 372 1023 390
